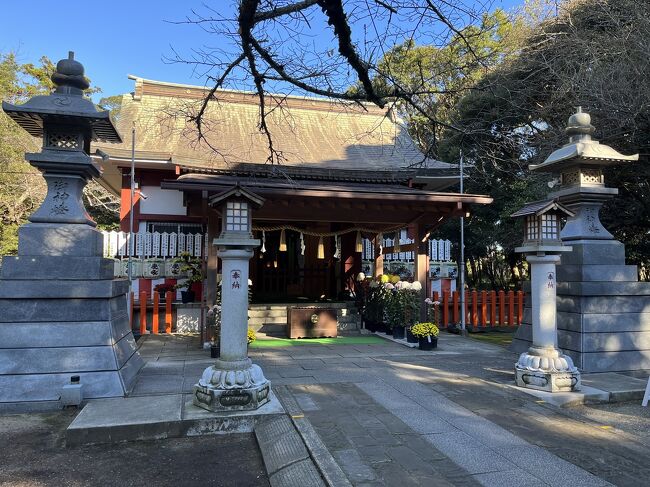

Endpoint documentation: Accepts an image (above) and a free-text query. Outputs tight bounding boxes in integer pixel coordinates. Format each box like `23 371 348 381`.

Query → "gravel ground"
565 400 650 447
0 411 269 487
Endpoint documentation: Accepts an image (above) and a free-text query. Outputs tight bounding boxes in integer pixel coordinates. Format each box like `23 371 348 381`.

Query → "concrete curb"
372 331 418 348
274 386 352 487
66 393 285 446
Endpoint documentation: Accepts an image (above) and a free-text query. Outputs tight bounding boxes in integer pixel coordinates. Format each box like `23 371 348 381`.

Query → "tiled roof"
95 77 456 180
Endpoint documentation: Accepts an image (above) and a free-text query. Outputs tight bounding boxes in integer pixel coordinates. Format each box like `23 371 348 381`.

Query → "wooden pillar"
442 290 450 327
206 210 219 306
452 291 459 324
373 236 384 278
341 231 359 295
414 222 429 321
490 290 497 326
498 290 506 325
152 292 159 334
480 290 487 327
508 290 515 326
139 291 147 335
471 290 478 327
165 291 173 333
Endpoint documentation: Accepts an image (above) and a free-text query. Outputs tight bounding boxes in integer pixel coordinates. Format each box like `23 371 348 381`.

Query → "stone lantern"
0 52 143 408
193 185 271 412
509 107 649 374
530 107 638 242
511 200 580 392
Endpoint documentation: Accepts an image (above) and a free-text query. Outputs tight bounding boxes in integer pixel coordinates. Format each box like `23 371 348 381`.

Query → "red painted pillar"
508 290 515 326
490 290 497 326
139 291 147 335
152 292 159 334
165 291 173 333
480 291 487 327
471 290 478 327
442 291 450 328
452 291 459 324
498 290 506 326
517 291 524 325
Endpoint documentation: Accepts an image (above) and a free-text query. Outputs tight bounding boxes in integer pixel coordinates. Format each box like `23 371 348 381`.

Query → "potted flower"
411 322 439 351
247 328 256 352
173 252 204 303
153 282 175 300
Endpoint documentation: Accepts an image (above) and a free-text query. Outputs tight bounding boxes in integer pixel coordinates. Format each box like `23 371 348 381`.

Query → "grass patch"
468 331 514 347
249 335 385 348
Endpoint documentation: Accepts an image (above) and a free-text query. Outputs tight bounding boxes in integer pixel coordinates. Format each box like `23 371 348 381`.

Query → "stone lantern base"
193 358 270 412
515 346 581 392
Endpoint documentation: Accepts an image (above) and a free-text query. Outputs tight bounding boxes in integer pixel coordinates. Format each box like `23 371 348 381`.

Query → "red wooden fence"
129 292 175 335
432 290 525 329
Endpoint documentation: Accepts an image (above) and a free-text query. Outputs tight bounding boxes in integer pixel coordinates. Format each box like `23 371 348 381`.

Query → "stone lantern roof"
1 52 121 144
511 199 574 219
529 107 638 173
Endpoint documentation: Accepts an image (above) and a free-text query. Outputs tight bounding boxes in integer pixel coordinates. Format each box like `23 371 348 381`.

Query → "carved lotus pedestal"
193 358 270 412
515 346 581 392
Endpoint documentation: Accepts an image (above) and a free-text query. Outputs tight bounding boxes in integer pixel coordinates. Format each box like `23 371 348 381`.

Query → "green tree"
372 9 522 158
440 0 650 282
364 9 536 288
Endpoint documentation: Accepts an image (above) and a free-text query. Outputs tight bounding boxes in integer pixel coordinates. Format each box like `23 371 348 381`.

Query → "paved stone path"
135 334 650 486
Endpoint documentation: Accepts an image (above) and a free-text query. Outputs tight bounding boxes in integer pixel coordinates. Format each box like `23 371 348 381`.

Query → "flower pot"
406 327 418 343
210 345 219 358
392 325 405 340
418 336 438 351
180 290 195 303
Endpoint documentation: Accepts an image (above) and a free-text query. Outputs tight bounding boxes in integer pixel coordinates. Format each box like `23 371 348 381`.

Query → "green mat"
249 335 385 348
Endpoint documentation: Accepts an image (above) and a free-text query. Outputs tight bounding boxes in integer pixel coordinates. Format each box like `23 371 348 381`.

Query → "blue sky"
1 0 521 100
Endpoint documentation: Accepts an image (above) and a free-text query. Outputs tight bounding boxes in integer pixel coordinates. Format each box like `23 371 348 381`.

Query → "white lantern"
209 185 264 241
512 199 574 248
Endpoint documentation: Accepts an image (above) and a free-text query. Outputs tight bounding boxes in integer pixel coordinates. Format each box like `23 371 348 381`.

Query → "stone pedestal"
193 245 270 412
514 254 581 392
0 217 143 409
513 240 650 373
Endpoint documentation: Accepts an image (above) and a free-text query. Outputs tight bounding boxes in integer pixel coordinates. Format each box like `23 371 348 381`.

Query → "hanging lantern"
260 230 266 254
355 231 363 253
317 236 325 259
300 232 305 256
279 228 287 252
378 233 383 255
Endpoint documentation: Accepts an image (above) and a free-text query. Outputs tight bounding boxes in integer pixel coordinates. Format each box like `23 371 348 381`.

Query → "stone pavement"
122 334 650 486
